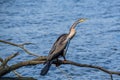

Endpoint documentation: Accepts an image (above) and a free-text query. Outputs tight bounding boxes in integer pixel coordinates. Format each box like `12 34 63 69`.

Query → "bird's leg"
63 39 70 61
63 55 66 61
54 58 61 67
62 50 67 61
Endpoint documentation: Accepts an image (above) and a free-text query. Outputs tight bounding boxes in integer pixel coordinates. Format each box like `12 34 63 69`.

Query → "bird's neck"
63 30 75 44
68 29 76 39
71 21 79 29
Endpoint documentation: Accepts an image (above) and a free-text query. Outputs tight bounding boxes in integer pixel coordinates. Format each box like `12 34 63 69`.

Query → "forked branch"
0 55 120 79
0 40 39 57
0 40 120 80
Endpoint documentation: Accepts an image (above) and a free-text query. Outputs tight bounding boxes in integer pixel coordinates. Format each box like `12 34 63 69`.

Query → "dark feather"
40 61 52 76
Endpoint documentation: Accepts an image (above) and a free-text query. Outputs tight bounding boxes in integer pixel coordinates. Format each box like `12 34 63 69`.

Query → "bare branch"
0 57 3 63
0 40 120 79
0 56 46 76
21 42 33 46
60 60 120 75
12 70 23 77
0 52 22 77
0 77 36 80
0 57 120 78
0 60 44 77
0 40 39 57
2 52 19 67
0 40 18 47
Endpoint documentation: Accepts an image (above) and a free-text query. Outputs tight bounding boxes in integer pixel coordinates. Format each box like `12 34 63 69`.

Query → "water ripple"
0 0 120 80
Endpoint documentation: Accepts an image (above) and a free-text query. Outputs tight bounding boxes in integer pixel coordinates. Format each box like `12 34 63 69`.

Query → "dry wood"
0 39 120 80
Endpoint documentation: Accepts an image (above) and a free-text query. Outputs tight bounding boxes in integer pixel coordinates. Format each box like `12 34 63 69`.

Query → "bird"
40 18 86 76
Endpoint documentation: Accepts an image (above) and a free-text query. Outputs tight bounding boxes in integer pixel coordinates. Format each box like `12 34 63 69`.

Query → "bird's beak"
79 18 87 23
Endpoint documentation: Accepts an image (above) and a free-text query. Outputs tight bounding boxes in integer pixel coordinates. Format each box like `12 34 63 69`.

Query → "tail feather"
40 61 52 76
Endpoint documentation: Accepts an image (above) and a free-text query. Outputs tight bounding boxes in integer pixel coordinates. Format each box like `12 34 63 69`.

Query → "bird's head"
70 18 87 29
77 18 87 23
68 18 87 39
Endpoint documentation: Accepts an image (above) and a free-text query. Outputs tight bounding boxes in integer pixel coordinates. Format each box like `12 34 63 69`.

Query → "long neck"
70 20 80 29
63 20 80 43
63 30 75 44
68 28 76 39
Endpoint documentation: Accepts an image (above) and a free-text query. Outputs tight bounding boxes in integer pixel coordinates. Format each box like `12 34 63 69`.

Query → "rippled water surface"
0 0 120 80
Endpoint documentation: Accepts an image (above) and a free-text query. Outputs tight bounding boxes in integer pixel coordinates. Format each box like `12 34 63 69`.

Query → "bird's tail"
40 61 52 76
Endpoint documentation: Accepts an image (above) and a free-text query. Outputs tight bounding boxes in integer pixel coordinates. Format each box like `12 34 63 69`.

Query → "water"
0 0 120 80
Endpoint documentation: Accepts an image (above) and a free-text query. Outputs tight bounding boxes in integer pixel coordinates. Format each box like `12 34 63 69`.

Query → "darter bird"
40 18 86 76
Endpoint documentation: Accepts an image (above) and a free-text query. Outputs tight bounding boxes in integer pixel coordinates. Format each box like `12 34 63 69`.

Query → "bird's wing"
49 42 57 55
47 34 68 61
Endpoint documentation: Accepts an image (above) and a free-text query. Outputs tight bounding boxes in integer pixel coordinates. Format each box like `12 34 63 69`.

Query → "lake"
0 0 120 80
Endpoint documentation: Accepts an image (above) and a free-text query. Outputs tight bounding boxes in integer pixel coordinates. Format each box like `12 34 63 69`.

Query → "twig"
0 57 3 63
0 52 22 77
0 40 39 57
57 67 73 80
1 52 19 67
12 70 22 77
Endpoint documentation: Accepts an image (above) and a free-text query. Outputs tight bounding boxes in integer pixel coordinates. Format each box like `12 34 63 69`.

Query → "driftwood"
0 40 120 80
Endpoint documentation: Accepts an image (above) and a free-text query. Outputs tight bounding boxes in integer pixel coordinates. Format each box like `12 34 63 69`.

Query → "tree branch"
0 56 120 78
60 60 120 75
0 53 22 77
0 77 36 80
0 57 3 63
1 52 19 67
0 60 44 77
0 40 39 57
0 40 120 80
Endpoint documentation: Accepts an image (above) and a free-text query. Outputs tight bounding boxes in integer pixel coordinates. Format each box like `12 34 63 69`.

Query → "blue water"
0 0 120 80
